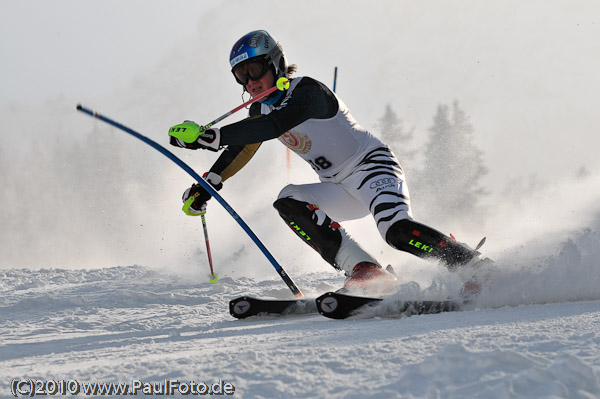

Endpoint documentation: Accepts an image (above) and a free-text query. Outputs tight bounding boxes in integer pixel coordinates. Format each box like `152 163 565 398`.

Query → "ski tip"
229 296 252 319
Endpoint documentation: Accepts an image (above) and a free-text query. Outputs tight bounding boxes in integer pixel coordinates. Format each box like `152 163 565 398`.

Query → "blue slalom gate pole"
76 105 303 298
333 66 338 93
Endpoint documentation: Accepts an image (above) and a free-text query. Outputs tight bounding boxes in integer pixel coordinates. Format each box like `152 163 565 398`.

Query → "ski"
316 292 462 319
229 296 317 319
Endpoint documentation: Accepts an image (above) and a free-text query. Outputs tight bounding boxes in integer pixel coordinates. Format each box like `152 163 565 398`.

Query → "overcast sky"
2 0 600 182
0 0 221 104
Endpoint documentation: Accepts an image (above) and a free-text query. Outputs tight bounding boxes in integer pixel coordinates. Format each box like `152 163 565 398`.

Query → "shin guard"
386 219 476 269
273 198 343 269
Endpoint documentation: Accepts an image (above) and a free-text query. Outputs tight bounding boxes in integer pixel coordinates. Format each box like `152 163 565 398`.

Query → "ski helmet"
229 30 288 84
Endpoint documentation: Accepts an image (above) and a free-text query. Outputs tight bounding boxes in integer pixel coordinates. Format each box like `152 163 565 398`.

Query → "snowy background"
1 1 600 398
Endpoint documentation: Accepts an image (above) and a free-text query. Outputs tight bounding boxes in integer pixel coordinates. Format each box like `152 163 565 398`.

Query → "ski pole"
200 211 219 283
76 104 303 298
202 77 290 130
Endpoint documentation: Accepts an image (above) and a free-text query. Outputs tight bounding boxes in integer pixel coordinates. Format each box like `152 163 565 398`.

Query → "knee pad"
385 219 475 268
277 184 313 203
273 197 342 268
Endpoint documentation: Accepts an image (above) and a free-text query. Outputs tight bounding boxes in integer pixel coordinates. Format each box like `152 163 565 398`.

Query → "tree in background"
0 118 167 268
411 101 488 229
374 104 417 171
575 165 591 180
0 146 12 258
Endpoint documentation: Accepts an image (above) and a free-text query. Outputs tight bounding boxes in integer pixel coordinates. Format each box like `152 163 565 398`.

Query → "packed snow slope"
1 218 600 398
2 2 600 397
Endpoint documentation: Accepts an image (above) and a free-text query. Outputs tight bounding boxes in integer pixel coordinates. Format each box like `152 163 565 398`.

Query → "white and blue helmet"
229 30 288 83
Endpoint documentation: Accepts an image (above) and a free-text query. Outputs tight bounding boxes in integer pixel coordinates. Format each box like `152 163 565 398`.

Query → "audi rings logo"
370 177 397 189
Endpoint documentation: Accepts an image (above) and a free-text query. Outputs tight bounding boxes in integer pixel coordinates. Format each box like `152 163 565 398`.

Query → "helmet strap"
241 89 250 107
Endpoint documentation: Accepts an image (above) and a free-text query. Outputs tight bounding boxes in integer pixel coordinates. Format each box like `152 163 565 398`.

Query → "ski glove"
181 172 223 216
168 121 221 152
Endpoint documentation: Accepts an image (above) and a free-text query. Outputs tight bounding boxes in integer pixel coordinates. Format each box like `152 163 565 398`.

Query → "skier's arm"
219 77 337 146
206 102 265 182
179 141 261 215
208 142 262 182
200 78 336 179
207 78 336 179
175 99 268 215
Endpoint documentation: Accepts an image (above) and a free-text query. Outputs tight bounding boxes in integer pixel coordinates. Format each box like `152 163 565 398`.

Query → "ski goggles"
232 59 271 85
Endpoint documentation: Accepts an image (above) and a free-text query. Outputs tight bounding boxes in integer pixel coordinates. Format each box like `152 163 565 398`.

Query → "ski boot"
459 257 496 301
342 262 397 296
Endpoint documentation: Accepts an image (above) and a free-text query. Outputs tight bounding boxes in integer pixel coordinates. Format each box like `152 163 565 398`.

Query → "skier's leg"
384 219 476 269
273 183 380 276
344 146 477 269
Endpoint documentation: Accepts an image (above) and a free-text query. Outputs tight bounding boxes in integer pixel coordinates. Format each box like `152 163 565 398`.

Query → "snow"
1 255 599 398
1 165 599 399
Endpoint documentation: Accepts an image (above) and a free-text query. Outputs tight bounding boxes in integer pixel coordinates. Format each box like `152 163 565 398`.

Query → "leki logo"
289 221 311 241
408 239 434 253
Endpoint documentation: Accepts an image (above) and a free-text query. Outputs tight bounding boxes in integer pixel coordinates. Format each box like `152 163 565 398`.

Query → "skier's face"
245 68 275 98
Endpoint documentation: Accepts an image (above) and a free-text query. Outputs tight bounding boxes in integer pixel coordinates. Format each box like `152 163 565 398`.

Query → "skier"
169 30 484 292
